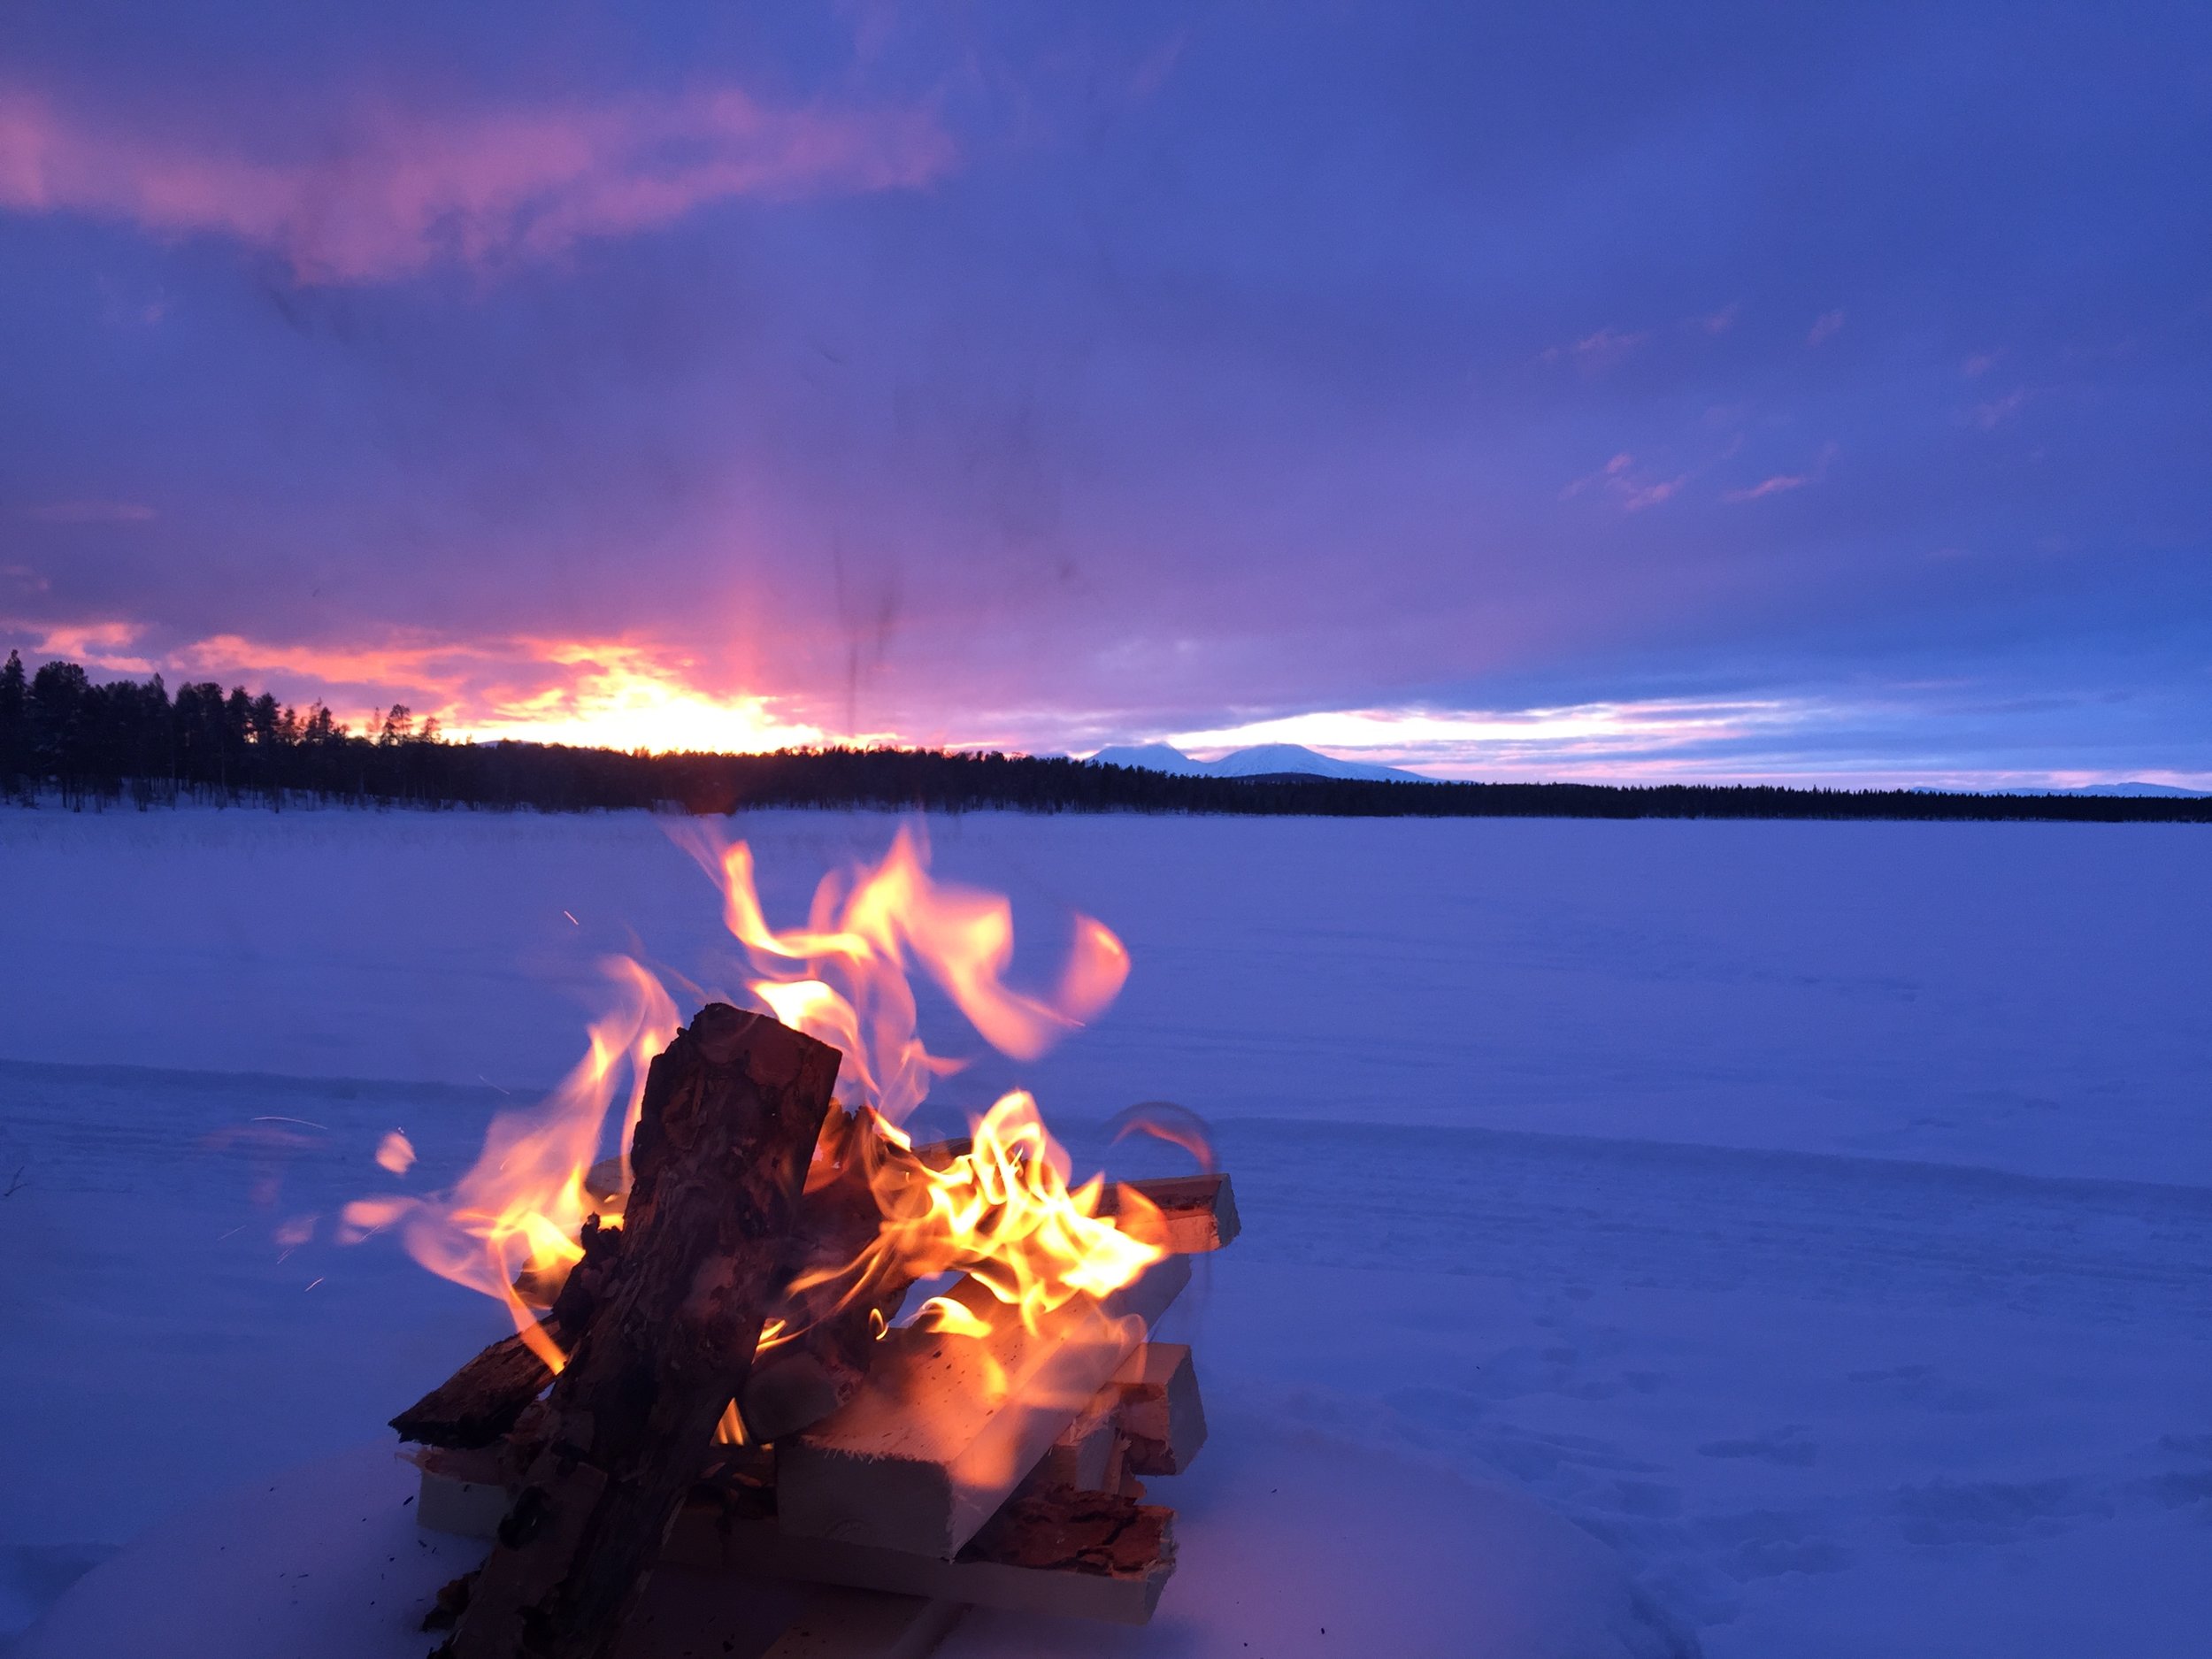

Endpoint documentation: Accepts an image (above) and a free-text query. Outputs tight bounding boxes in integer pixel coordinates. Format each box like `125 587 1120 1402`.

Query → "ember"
364 828 1235 1658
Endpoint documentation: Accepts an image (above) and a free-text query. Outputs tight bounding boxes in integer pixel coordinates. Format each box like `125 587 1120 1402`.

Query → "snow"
2 805 2208 1655
14 1429 1684 1659
1087 741 1428 782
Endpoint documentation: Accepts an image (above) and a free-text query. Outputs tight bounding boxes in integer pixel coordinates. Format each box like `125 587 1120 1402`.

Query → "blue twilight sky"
1 1 2207 785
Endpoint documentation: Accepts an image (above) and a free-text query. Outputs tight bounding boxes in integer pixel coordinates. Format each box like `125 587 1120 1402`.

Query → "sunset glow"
0 4 2204 787
447 644 837 753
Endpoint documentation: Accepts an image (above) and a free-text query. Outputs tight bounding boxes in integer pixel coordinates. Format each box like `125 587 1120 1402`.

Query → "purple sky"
2 2 2208 784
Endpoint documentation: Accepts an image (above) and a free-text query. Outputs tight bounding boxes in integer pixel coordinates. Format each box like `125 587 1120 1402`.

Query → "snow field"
1 805 2206 1654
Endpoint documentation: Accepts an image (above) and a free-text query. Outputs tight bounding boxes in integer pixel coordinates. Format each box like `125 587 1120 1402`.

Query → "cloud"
1163 697 1818 780
1542 326 1649 371
1561 452 1685 512
20 500 156 523
1722 441 1838 503
4 618 154 672
1724 473 1808 502
1155 698 2212 791
1807 309 1845 346
1970 388 2033 429
175 630 838 751
0 85 956 284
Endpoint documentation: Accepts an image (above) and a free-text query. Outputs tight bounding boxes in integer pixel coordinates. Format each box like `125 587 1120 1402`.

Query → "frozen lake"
1 806 2207 1654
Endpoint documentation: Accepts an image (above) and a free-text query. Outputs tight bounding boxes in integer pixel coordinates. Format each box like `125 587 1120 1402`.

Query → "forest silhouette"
1 652 2204 823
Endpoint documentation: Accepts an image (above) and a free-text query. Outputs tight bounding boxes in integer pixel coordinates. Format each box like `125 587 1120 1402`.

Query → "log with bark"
441 1002 839 1659
392 1219 624 1450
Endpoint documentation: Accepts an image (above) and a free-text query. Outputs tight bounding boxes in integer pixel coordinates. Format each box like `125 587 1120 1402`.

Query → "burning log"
393 1158 1234 1453
774 1252 1192 1559
395 1329 562 1451
394 1220 624 1450
739 1111 926 1445
443 1002 839 1659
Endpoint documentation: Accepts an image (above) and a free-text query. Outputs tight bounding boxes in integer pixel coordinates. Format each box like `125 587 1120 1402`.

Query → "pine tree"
27 660 90 771
0 649 25 797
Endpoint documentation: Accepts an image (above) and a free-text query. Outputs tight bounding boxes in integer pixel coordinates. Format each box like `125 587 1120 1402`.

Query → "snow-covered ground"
1 806 2207 1654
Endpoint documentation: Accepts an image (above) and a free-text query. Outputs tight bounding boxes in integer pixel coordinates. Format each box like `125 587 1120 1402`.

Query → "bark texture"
442 1003 838 1659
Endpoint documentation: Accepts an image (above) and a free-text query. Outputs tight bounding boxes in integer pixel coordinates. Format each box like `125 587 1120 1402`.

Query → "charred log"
393 1220 624 1450
442 1002 838 1659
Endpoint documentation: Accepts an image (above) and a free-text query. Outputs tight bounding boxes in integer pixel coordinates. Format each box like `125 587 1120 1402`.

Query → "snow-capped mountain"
1087 741 1429 783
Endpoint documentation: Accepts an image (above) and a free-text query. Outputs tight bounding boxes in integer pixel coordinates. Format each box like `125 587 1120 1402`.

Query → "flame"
675 820 1129 1120
351 824 1153 1402
340 957 677 1371
840 1091 1167 1338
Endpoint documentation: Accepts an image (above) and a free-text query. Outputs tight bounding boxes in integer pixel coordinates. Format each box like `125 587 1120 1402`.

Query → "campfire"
349 828 1238 1658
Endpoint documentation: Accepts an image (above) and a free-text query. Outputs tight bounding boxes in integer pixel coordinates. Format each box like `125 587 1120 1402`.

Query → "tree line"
1 651 2206 823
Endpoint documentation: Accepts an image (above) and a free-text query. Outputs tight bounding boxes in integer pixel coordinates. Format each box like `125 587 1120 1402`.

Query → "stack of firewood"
392 1002 1236 1659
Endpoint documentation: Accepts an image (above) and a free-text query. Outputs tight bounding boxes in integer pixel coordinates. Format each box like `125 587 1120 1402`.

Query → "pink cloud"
1559 452 1684 512
3 618 154 672
1724 472 1807 502
0 85 956 284
1807 309 1845 346
1722 441 1837 503
1618 476 1682 511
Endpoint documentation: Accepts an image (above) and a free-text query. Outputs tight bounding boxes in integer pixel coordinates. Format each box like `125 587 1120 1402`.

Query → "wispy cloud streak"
0 86 956 282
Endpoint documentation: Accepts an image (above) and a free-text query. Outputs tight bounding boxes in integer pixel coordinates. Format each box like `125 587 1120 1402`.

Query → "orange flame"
860 1090 1166 1335
673 820 1128 1120
351 824 1150 1394
340 957 676 1371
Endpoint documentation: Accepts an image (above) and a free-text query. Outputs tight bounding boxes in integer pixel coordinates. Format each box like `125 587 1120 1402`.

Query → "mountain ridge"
1087 741 1430 784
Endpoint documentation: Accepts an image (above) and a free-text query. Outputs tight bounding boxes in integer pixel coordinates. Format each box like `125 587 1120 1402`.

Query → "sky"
1 0 2207 786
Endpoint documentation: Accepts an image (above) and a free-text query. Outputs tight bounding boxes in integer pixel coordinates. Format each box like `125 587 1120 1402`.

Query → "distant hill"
1087 741 1429 784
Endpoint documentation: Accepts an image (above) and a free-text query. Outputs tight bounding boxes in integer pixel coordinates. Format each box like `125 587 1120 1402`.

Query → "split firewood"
754 1587 965 1659
659 1481 1177 1625
964 1487 1175 1583
442 1002 840 1659
1101 1172 1240 1254
1112 1342 1207 1476
775 1252 1192 1558
1026 1388 1123 1494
